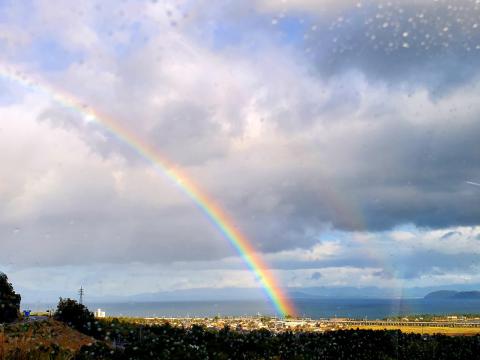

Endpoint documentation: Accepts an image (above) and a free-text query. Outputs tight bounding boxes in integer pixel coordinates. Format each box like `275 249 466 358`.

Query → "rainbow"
0 64 297 318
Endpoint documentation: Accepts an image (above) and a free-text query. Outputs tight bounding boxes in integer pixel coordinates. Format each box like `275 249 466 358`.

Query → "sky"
1 0 480 303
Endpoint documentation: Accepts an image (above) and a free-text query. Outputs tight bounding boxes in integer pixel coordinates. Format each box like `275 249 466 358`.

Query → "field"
345 324 480 336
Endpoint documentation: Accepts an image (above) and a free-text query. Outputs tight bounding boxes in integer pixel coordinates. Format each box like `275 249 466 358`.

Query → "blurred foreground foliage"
72 319 480 360
0 272 21 323
2 314 479 359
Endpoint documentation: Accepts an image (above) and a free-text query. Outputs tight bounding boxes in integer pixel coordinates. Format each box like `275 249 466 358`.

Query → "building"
94 308 106 318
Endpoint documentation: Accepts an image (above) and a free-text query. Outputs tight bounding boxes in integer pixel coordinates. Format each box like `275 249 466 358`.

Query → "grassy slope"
0 319 95 358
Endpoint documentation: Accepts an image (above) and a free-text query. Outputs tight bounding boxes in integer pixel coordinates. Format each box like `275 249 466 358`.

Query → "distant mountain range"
424 290 480 300
20 284 480 303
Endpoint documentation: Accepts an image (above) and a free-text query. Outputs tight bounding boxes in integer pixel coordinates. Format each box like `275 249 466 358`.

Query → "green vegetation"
54 298 98 336
0 272 21 323
73 319 480 359
3 315 480 359
2 275 480 359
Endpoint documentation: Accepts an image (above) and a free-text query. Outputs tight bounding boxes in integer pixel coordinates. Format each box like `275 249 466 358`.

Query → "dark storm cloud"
193 1 480 93
218 104 480 241
296 1 480 93
334 113 480 231
164 1 480 245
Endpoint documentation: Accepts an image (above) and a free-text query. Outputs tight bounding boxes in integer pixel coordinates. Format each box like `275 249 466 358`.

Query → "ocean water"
23 298 480 319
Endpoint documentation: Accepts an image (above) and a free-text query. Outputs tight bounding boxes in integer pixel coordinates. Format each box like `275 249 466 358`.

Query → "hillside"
453 291 480 299
0 319 95 358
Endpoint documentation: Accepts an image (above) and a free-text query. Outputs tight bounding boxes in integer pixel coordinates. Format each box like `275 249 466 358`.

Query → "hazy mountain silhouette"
424 290 480 299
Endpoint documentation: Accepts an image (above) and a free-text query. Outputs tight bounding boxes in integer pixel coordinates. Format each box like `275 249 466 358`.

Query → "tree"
0 272 21 323
54 298 96 334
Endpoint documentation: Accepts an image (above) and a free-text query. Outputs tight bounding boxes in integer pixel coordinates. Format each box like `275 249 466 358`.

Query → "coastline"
23 297 480 320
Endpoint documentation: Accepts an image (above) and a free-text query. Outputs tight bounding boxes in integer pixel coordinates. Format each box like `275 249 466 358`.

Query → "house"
94 308 106 318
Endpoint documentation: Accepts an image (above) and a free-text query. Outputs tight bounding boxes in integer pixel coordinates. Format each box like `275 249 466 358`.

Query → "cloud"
261 225 480 283
256 0 475 17
256 0 359 13
0 97 233 267
255 0 480 93
0 0 479 296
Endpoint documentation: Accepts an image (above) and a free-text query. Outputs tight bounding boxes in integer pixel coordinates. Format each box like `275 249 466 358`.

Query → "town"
121 315 480 335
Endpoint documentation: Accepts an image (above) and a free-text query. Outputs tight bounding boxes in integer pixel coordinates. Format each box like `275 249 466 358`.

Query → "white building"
94 308 106 318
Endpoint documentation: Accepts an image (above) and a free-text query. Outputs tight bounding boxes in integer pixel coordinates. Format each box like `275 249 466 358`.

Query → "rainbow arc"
0 64 297 318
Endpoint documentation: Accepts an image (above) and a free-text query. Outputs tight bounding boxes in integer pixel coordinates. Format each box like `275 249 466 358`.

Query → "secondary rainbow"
0 64 297 318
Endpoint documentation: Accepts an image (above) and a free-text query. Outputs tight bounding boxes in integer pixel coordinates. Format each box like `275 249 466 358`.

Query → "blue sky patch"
26 38 82 72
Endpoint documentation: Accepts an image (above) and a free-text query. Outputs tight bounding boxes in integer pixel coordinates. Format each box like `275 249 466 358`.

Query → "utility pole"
79 286 84 305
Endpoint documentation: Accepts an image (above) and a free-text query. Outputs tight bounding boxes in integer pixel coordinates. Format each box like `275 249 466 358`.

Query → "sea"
22 298 480 319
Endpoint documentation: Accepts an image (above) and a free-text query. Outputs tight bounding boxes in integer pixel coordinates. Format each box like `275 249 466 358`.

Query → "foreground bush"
0 272 21 323
54 298 96 335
